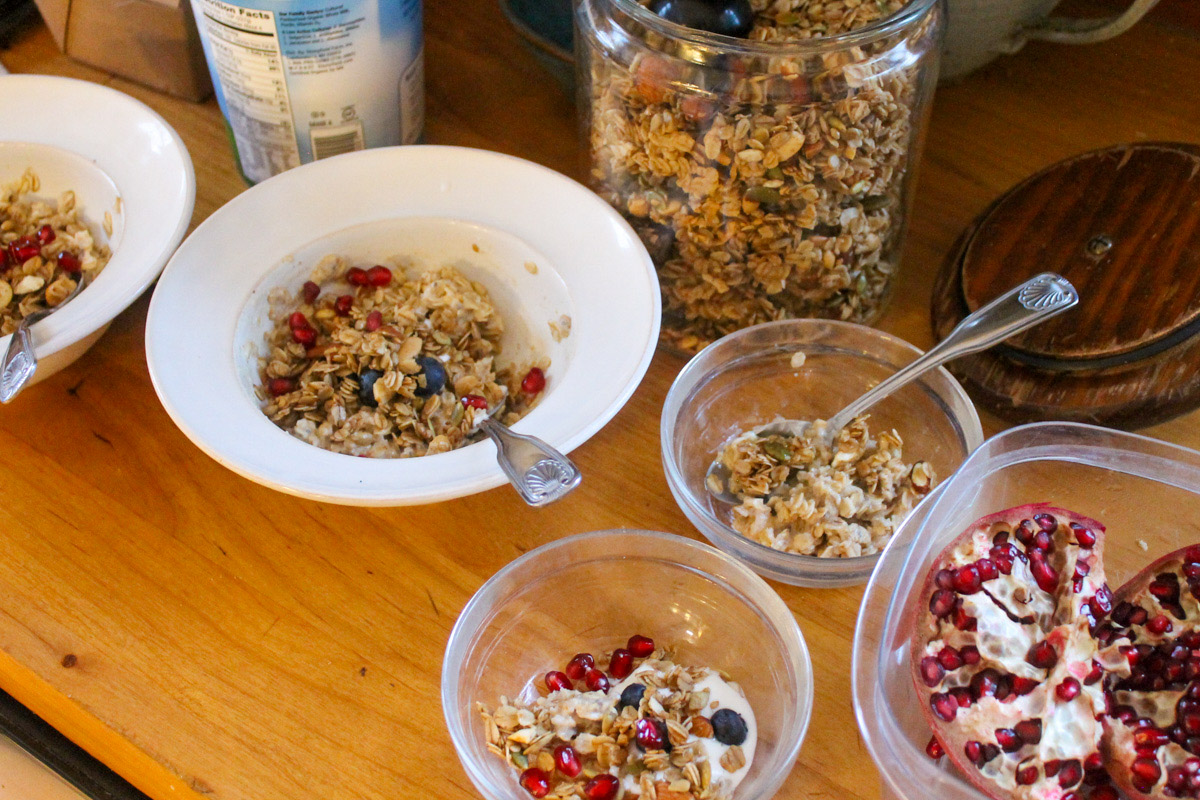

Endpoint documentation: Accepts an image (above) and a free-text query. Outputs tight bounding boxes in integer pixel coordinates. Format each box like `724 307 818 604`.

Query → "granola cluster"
583 0 936 351
0 169 109 335
257 257 546 458
714 415 934 557
479 648 754 800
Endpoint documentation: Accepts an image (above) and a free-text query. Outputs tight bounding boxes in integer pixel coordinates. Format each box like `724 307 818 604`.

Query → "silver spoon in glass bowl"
0 273 90 404
472 397 581 507
705 272 1080 505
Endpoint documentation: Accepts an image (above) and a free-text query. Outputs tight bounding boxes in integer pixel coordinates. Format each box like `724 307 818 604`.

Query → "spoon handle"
826 273 1079 432
0 274 89 404
479 418 582 507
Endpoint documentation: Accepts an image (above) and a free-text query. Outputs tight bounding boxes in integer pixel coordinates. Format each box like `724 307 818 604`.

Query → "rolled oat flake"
191 0 425 184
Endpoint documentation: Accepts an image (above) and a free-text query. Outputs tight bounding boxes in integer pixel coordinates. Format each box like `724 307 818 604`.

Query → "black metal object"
0 687 150 800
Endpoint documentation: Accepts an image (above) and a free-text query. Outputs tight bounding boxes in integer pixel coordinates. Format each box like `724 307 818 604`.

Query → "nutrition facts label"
195 0 301 183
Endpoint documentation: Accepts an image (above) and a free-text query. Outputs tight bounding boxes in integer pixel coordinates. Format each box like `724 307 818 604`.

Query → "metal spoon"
705 272 1080 504
474 399 581 507
0 273 89 404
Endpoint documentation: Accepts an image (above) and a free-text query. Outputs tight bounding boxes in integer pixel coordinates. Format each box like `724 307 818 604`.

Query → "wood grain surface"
0 5 1198 800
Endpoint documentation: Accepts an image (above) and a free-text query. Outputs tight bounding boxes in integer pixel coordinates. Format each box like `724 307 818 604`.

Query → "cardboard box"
34 0 213 102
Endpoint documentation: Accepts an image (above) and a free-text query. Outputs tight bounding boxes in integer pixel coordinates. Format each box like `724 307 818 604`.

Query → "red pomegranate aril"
1131 757 1162 786
926 736 945 759
954 606 978 631
961 645 981 665
9 238 39 264
938 646 963 671
1133 727 1170 749
1071 522 1097 547
1169 767 1188 791
519 768 551 798
1034 512 1058 532
954 565 983 594
289 311 309 329
521 367 546 395
919 656 944 687
1046 760 1063 777
935 569 956 589
545 671 571 692
931 693 958 721
365 310 383 332
56 250 81 273
461 394 489 410
268 377 295 396
565 653 594 681
346 267 369 286
1055 677 1082 701
1015 519 1036 544
970 669 999 698
1027 640 1059 669
1017 765 1039 785
635 717 668 750
1015 718 1043 745
930 590 956 618
1012 675 1039 696
36 224 55 245
584 668 610 692
553 745 582 777
627 635 655 657
583 774 619 800
335 294 354 316
609 648 633 679
302 281 320 304
996 728 1021 752
1149 614 1175 635
1059 760 1084 788
964 740 982 764
951 687 973 707
1185 712 1200 736
1092 787 1120 800
1033 530 1054 552
976 558 999 581
292 326 317 346
1030 553 1059 593
366 265 392 287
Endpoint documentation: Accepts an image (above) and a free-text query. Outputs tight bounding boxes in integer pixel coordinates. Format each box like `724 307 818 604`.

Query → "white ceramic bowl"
0 75 195 388
145 145 660 505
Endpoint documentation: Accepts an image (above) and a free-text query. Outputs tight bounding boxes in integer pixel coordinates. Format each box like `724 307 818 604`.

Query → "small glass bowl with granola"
576 0 943 353
661 319 984 587
443 529 813 800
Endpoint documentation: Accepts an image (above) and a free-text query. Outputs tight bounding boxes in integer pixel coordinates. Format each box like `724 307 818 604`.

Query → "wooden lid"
932 142 1200 428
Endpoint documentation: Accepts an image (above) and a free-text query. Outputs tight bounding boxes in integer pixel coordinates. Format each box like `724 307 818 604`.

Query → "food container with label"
190 0 424 184
575 0 943 352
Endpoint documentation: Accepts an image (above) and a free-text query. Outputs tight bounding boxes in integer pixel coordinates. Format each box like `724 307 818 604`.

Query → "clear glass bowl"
441 529 813 800
660 319 984 588
852 422 1200 800
575 0 944 352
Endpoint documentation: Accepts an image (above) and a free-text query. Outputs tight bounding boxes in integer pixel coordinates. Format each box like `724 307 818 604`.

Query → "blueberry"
710 708 748 746
358 369 384 407
414 355 446 397
618 683 646 711
648 0 754 38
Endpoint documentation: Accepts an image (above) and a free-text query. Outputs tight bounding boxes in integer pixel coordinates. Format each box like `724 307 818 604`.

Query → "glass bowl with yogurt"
442 529 813 800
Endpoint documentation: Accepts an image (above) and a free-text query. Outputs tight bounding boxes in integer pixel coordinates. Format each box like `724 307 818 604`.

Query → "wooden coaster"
931 142 1200 429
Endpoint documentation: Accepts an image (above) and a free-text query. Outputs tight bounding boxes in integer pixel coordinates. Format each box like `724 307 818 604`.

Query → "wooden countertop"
1 5 1199 800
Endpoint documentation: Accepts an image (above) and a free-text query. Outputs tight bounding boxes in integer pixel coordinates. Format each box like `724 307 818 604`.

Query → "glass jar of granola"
576 0 943 352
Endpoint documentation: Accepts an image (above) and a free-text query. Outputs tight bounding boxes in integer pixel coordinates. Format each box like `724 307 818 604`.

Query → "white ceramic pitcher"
943 0 1160 80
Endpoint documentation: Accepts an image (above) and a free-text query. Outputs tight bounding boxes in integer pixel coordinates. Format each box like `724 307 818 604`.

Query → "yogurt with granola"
478 634 756 800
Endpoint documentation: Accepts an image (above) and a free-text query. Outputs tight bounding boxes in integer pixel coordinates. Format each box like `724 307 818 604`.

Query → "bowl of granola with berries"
442 529 813 800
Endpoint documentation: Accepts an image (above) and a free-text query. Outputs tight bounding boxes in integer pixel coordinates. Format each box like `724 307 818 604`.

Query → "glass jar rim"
599 0 940 55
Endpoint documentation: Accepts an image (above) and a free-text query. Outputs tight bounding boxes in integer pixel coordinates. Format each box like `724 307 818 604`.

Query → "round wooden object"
932 142 1200 429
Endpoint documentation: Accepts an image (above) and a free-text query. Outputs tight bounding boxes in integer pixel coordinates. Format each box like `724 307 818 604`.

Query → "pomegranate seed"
919 656 944 687
268 377 295 396
1056 677 1081 701
1090 586 1114 617
1085 753 1106 773
1149 614 1174 635
931 693 958 721
627 635 655 657
584 668 610 692
1184 712 1200 735
1045 760 1062 777
335 294 354 315
1059 760 1083 787
1034 512 1058 532
995 728 1021 752
609 648 633 679
56 250 82 273
1016 765 1039 785
1012 676 1039 695
929 589 956 618
995 674 1014 701
1092 787 1120 800
953 565 982 594
9 237 39 264
292 326 317 346
565 653 594 681
1131 757 1162 786
1015 718 1043 744
951 687 973 707
1030 554 1059 593
954 606 977 631
553 745 582 777
347 267 369 286
302 281 320 304
926 736 944 759
970 669 999 699
1131 607 1150 625
1071 522 1096 547
36 224 55 245
1016 520 1036 544
961 645 980 665
521 367 546 395
366 265 392 287
935 569 956 589
1027 640 1058 669
289 311 309 329
519 768 550 798
1032 530 1053 552
1134 727 1170 749
545 671 571 692
635 717 668 750
964 740 982 764
1169 767 1188 791
937 646 963 671
1187 546 1200 564
583 774 619 800
975 558 998 581
461 394 489 410
365 310 383 332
